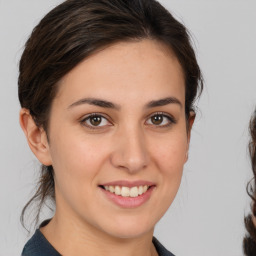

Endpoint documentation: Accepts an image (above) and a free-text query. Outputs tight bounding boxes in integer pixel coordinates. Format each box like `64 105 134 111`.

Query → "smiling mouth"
99 185 152 198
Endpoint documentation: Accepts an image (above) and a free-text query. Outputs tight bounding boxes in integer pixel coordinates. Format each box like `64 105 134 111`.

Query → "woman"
19 0 203 255
244 109 256 255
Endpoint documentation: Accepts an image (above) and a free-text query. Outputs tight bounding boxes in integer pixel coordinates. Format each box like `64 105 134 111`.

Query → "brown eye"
89 116 102 126
81 114 110 129
151 115 163 125
146 113 175 127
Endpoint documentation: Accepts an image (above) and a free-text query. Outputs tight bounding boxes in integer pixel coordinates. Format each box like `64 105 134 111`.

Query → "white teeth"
138 186 143 195
115 186 121 195
121 187 130 197
109 185 115 193
130 187 139 197
103 185 150 197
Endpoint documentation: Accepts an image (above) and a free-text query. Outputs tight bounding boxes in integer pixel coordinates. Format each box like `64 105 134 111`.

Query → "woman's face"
44 39 192 238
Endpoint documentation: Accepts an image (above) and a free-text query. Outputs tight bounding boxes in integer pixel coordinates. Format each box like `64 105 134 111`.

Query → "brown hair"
18 0 203 229
244 109 256 255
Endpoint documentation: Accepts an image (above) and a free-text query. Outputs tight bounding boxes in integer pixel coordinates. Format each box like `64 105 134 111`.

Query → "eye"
80 113 111 129
146 112 176 127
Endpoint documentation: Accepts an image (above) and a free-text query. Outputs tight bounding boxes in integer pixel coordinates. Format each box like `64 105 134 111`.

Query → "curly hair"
244 109 256 255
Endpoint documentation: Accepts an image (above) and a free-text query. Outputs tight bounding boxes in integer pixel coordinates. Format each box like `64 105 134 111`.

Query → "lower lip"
100 186 155 208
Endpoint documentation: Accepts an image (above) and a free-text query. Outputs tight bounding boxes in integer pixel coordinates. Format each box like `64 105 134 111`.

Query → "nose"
110 126 149 173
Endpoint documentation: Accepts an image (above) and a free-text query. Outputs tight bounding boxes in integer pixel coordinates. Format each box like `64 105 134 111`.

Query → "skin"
20 39 194 256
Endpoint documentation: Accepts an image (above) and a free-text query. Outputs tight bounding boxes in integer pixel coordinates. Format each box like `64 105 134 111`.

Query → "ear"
185 111 195 162
19 108 52 166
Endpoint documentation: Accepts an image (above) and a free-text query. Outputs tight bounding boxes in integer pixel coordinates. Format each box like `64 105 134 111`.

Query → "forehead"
54 39 185 107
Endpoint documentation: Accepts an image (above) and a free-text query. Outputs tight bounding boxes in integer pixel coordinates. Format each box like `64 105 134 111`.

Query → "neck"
40 212 158 256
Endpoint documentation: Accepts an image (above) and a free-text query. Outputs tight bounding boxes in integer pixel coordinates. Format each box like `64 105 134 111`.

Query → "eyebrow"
68 98 120 110
145 97 182 109
68 96 182 110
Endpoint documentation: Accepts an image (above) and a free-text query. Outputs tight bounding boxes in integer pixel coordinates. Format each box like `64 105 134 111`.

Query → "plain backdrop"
1 0 256 255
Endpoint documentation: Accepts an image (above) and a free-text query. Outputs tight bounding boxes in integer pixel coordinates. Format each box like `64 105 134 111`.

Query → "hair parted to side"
18 0 203 230
244 109 256 255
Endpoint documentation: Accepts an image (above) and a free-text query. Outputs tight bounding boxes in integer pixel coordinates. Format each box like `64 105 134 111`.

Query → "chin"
107 227 153 240
99 216 155 240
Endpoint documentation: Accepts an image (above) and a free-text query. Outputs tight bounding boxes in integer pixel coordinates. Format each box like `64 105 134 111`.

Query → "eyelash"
146 112 177 128
80 112 176 130
80 113 112 130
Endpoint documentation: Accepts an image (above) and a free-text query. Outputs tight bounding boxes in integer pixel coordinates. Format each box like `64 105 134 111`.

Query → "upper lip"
100 180 155 188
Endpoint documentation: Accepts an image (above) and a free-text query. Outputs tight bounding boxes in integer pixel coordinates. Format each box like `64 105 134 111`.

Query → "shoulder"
21 229 61 256
22 228 173 256
153 237 175 256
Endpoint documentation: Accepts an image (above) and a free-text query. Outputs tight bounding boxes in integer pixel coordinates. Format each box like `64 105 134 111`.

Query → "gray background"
1 0 256 255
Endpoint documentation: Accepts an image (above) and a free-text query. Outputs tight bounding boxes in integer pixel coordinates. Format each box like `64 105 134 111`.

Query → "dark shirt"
22 227 175 256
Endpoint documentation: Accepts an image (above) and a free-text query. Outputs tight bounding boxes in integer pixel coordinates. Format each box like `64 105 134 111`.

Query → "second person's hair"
244 109 256 255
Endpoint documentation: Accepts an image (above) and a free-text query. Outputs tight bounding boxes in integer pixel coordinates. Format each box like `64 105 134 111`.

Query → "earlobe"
19 108 52 166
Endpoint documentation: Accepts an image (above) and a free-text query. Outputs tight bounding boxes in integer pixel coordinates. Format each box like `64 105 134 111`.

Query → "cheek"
151 132 188 174
48 131 110 213
146 131 188 220
48 130 109 196
157 146 185 196
152 130 187 193
50 129 106 172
